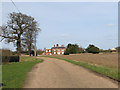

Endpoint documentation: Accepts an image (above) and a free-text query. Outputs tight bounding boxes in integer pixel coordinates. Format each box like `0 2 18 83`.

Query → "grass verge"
20 56 38 61
41 56 118 81
2 56 43 88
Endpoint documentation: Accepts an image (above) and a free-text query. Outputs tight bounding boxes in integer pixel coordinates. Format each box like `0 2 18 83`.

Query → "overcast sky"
2 2 118 51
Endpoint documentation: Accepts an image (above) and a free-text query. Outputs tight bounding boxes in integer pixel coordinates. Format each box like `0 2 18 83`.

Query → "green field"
42 56 118 81
2 56 43 88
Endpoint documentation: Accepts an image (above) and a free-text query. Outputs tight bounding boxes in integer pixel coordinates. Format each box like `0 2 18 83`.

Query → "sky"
1 2 118 51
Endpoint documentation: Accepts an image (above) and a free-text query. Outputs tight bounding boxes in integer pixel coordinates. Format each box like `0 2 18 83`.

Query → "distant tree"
99 49 104 52
86 44 95 52
37 49 44 55
65 43 82 54
22 23 40 56
67 44 76 54
64 48 69 55
0 12 40 55
86 44 100 54
88 47 99 54
78 46 84 53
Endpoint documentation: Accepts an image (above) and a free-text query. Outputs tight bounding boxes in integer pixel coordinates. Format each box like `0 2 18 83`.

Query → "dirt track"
23 57 118 88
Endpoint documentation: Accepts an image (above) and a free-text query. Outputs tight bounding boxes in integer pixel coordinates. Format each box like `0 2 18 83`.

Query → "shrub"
2 56 10 63
9 56 19 62
64 48 69 55
2 56 19 62
64 52 69 55
86 44 100 54
88 47 100 54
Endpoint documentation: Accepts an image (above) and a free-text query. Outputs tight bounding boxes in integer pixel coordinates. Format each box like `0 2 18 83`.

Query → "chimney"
56 44 59 47
54 45 55 47
61 45 63 47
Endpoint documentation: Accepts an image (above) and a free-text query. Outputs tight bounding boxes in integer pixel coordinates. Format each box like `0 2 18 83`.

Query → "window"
58 49 60 51
62 52 64 54
54 52 56 54
58 52 60 55
54 49 56 51
46 50 48 52
62 49 64 51
49 50 51 52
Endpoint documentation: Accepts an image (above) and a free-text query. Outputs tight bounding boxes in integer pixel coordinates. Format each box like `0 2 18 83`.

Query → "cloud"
61 34 71 37
107 24 115 26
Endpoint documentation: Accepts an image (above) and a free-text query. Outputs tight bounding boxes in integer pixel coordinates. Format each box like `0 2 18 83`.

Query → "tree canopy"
0 12 40 55
86 44 100 54
64 43 84 55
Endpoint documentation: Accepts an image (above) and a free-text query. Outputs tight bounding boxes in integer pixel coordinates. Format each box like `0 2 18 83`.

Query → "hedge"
64 52 69 55
2 56 19 63
2 56 10 62
9 56 19 62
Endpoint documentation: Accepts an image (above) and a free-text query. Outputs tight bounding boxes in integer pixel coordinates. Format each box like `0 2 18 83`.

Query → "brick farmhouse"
44 44 66 55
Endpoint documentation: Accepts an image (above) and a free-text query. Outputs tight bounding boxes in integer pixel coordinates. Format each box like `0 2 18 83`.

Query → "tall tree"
0 12 40 55
22 24 40 56
65 43 80 54
21 29 34 55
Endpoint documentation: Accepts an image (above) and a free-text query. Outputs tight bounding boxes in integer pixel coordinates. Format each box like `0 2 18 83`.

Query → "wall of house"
44 49 52 55
52 48 66 55
44 44 66 55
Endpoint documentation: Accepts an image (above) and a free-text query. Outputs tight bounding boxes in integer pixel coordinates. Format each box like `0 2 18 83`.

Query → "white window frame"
58 52 60 55
54 52 56 54
62 52 64 54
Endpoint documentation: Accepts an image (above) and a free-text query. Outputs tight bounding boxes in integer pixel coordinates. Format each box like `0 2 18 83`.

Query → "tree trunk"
28 45 31 56
17 35 21 56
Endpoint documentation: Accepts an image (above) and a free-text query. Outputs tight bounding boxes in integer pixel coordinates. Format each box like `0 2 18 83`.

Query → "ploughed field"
51 53 118 68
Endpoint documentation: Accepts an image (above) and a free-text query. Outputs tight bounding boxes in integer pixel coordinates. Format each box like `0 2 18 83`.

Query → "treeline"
64 43 119 55
64 44 84 55
0 12 40 56
64 44 100 55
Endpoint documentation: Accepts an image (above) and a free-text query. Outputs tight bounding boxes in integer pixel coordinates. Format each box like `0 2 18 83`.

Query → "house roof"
45 49 51 50
110 48 116 50
51 47 66 49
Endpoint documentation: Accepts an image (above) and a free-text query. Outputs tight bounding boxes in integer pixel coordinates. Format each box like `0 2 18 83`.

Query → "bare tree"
0 12 40 55
22 23 40 56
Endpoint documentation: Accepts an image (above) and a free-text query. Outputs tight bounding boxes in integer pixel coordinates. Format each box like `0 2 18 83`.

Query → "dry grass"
51 53 118 68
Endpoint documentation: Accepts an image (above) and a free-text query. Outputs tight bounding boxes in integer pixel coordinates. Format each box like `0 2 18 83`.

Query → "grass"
49 53 118 68
20 56 38 61
2 56 43 88
41 56 119 81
